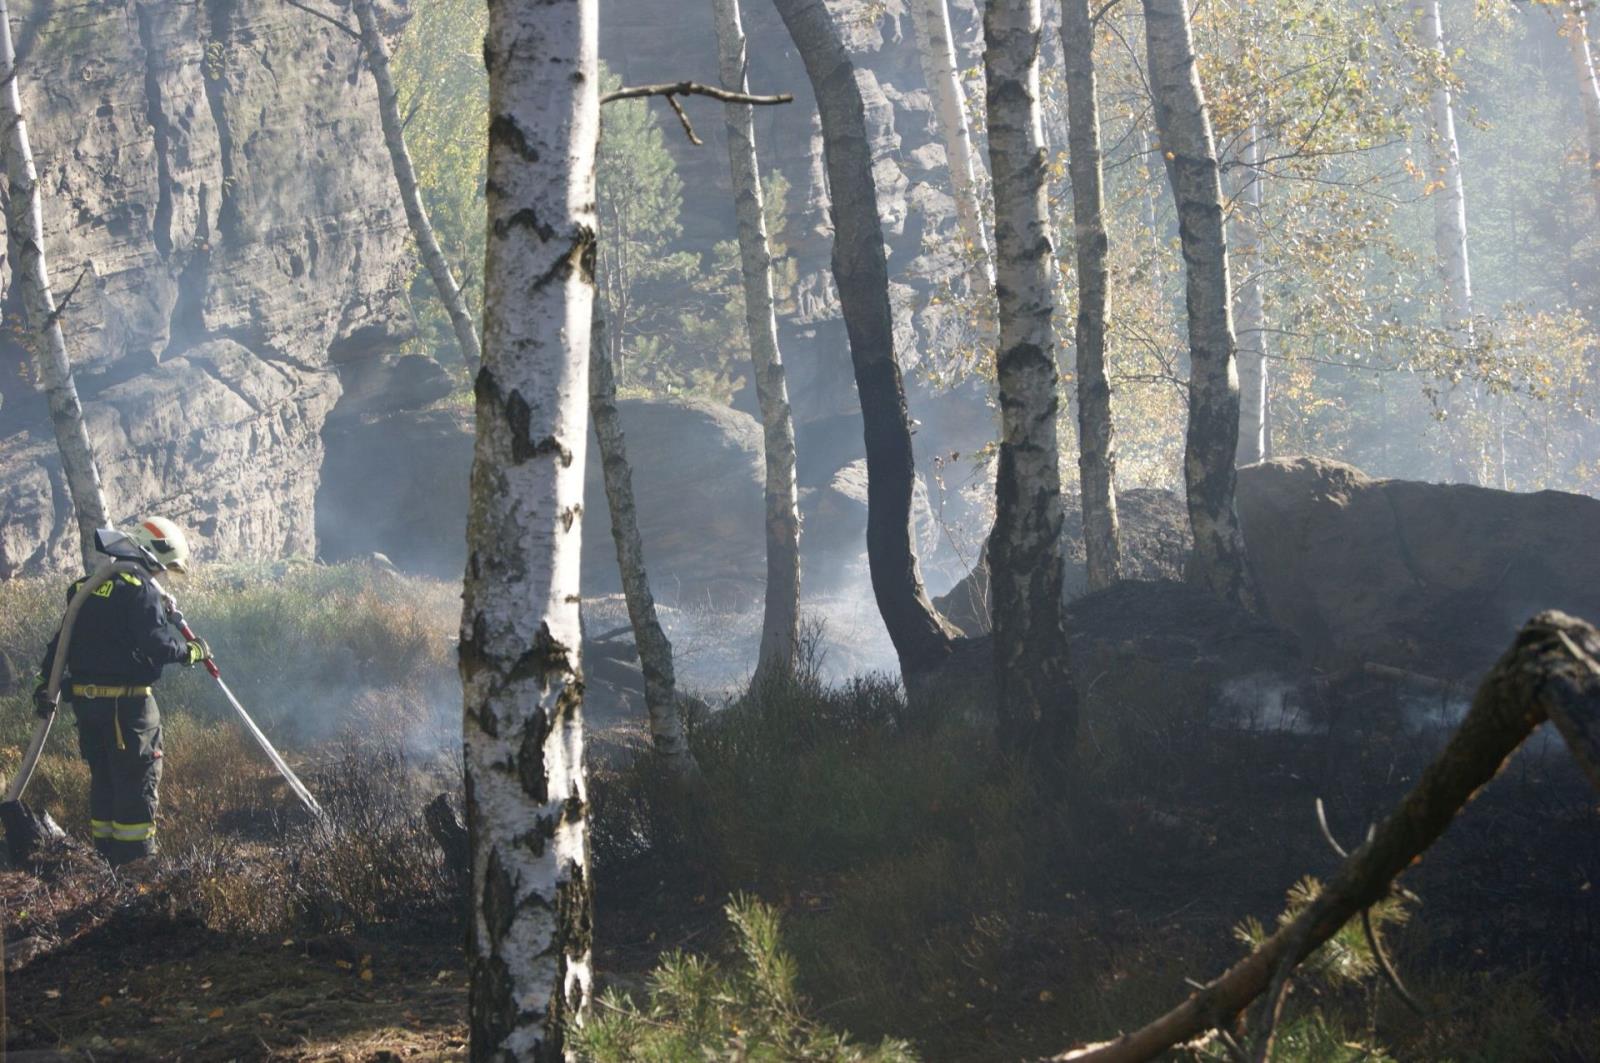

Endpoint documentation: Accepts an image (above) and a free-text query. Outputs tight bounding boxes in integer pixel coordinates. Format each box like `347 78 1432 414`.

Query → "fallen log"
1050 610 1600 1062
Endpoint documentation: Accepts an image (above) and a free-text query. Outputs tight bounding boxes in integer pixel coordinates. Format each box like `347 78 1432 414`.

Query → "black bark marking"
482 846 516 943
518 720 549 805
492 207 556 241
488 112 541 162
505 389 574 466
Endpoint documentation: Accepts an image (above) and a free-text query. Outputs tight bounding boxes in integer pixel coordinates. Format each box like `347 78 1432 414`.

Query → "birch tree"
0 0 109 570
909 0 994 296
712 0 803 684
589 306 698 777
352 0 482 371
771 0 958 680
1060 0 1121 592
1230 124 1268 466
1419 0 1475 345
1564 0 1600 217
983 0 1076 755
460 0 597 1054
1418 0 1480 482
1142 0 1256 611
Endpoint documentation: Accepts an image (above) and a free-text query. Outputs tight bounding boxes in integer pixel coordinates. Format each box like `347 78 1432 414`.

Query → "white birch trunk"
1419 0 1478 482
1142 0 1257 611
352 0 482 372
1060 0 1121 592
461 0 597 1055
910 0 995 296
712 0 803 684
588 307 697 775
984 0 1076 756
1230 123 1268 466
0 0 109 570
1420 0 1474 342
1566 2 1600 218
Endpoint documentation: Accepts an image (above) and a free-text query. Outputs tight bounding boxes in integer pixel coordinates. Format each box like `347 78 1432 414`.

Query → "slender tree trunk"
983 0 1076 756
1420 0 1474 341
772 0 958 680
461 0 597 1056
588 306 698 775
352 0 482 372
0 0 108 571
712 0 803 684
909 0 994 296
1142 0 1256 611
1419 0 1478 483
1566 1 1600 218
1230 123 1268 466
1060 0 1121 592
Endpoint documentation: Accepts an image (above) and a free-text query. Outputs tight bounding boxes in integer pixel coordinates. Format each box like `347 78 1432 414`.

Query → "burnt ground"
0 854 467 1060
0 682 1595 1061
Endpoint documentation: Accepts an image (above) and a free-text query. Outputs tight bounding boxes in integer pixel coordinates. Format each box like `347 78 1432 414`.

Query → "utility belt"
70 684 153 699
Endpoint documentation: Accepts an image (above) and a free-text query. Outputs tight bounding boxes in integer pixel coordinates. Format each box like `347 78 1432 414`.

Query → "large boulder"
1236 457 1600 681
931 487 1192 636
318 406 472 578
582 398 767 608
0 0 412 575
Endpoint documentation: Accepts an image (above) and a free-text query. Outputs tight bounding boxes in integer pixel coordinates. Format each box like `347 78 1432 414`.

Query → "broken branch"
1051 611 1600 1063
280 0 360 40
600 81 794 106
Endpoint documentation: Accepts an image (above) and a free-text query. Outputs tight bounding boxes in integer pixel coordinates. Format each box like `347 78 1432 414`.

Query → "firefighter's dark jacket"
38 572 191 686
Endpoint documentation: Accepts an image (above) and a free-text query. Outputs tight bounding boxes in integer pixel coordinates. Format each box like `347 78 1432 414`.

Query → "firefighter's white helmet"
127 517 192 573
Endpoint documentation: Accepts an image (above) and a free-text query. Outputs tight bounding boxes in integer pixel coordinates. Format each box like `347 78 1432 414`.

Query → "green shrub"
572 896 917 1062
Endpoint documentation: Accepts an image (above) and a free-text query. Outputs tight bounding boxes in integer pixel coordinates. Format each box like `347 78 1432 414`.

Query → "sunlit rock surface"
0 0 411 575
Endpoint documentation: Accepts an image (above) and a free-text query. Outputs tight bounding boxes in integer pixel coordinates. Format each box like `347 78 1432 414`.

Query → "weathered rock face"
931 487 1193 635
318 405 471 579
582 398 768 609
1236 457 1600 681
0 0 411 575
601 0 989 421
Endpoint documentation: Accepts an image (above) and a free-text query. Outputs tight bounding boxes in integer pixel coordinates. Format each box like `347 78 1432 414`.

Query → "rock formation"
1236 457 1600 681
0 0 411 575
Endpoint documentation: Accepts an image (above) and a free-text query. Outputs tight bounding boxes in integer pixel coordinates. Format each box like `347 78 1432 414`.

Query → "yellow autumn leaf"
360 969 374 983
208 1007 224 1020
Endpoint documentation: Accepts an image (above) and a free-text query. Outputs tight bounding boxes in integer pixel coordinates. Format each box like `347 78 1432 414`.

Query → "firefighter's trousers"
73 695 163 865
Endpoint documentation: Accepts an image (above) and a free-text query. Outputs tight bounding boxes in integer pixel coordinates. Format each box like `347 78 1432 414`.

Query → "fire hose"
5 539 327 827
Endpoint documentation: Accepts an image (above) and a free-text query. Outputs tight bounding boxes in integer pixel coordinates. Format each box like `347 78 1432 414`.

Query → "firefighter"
32 518 207 866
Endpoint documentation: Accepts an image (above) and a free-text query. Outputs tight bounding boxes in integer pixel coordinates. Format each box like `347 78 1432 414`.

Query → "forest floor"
0 568 1595 1061
0 863 467 1060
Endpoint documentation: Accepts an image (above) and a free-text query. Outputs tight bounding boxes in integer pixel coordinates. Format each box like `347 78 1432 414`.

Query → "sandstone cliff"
0 0 411 574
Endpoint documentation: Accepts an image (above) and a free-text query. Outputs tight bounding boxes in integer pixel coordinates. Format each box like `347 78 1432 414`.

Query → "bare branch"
41 266 90 330
601 81 793 106
1050 611 1600 1063
665 93 702 145
280 0 360 40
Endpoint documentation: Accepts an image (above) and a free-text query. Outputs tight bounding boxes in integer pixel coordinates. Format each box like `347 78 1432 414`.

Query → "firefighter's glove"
31 683 55 719
184 637 211 667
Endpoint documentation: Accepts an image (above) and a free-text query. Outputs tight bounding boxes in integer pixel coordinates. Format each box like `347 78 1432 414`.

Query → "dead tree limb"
601 82 793 106
1050 610 1600 1062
